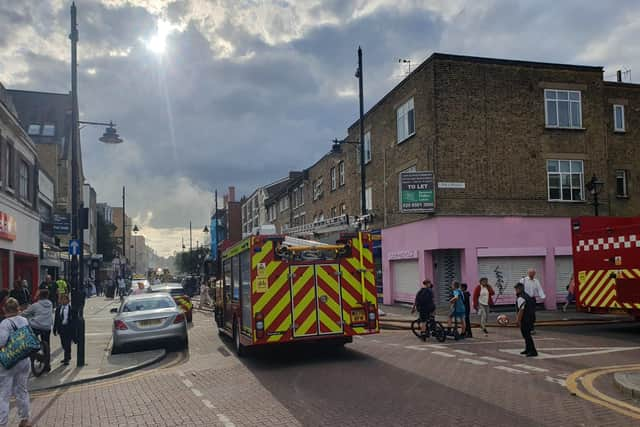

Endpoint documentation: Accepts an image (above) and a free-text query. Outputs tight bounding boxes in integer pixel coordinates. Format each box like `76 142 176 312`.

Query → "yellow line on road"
565 364 640 420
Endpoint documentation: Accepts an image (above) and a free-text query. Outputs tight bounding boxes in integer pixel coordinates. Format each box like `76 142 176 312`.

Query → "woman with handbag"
473 277 495 336
0 297 32 427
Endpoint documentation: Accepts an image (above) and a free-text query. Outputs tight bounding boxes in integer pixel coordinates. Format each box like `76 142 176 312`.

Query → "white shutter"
392 260 419 302
555 256 573 299
477 257 544 305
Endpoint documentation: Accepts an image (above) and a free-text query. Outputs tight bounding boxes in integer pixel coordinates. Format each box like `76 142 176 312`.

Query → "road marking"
494 366 528 374
177 370 185 377
405 345 429 351
388 343 401 347
217 414 236 427
453 349 476 356
371 339 381 343
191 388 203 397
202 399 216 409
182 379 193 388
545 376 566 387
514 364 549 373
500 346 640 360
460 358 487 366
432 351 456 358
480 356 508 363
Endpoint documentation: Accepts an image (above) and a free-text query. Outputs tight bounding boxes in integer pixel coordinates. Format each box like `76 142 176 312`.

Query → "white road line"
177 370 185 377
453 349 476 356
202 399 216 409
388 343 401 347
432 351 456 358
217 414 235 427
405 345 429 351
460 358 488 366
182 379 193 388
191 388 203 397
514 364 549 373
494 366 529 375
479 356 508 363
545 376 567 387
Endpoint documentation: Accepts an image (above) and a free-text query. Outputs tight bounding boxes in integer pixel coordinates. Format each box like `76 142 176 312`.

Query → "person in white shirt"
521 268 545 332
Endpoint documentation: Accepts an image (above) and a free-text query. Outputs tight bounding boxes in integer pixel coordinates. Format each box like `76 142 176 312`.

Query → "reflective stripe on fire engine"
578 269 640 309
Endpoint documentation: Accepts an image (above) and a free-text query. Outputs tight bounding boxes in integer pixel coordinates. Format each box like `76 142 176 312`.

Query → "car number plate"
351 310 366 323
138 319 162 327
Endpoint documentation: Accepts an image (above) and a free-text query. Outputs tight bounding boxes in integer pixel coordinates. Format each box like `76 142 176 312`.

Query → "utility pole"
357 46 366 218
122 186 126 274
189 221 193 273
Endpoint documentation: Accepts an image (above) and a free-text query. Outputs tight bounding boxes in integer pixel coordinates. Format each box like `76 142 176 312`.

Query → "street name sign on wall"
400 171 435 213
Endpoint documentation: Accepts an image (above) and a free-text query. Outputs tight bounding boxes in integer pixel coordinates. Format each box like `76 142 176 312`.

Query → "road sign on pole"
69 239 81 256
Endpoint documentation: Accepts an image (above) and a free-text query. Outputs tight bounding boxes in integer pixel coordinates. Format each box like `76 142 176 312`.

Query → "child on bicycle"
411 280 435 339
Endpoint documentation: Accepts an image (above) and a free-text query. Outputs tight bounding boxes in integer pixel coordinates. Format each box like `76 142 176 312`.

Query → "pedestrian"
55 277 69 304
460 283 472 338
514 282 537 357
9 281 30 310
0 297 33 427
521 269 545 334
53 294 76 366
39 275 57 310
95 278 102 297
117 276 127 301
447 281 466 336
563 275 575 313
133 282 146 295
21 290 53 373
472 277 495 336
199 281 211 309
411 280 436 340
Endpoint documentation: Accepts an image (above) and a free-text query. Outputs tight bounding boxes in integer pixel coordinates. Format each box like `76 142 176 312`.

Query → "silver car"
110 293 188 354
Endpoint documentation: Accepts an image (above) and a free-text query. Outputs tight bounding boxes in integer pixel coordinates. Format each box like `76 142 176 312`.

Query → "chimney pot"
617 70 622 82
228 186 236 202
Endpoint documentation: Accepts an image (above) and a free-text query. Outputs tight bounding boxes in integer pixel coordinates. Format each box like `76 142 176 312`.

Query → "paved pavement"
28 296 165 392
6 309 640 425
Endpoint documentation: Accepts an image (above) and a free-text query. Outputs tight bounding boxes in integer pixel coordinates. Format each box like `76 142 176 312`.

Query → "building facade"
0 84 41 293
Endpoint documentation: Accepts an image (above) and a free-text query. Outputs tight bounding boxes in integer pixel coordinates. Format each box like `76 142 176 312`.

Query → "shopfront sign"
0 212 16 241
388 250 417 260
399 171 435 213
53 213 71 235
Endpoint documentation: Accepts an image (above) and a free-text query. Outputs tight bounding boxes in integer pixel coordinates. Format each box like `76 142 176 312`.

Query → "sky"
2 0 639 257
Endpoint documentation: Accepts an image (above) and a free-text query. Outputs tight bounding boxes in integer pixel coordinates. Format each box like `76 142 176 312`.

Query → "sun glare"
146 19 171 54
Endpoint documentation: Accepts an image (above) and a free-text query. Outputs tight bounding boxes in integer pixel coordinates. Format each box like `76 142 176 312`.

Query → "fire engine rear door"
315 264 344 335
290 265 319 337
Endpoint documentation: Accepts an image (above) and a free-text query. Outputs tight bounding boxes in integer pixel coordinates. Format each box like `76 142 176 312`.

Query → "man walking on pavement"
521 268 545 334
53 294 76 365
515 282 537 357
39 275 57 309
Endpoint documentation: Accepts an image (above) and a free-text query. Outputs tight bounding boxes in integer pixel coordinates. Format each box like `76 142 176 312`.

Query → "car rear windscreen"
123 298 174 312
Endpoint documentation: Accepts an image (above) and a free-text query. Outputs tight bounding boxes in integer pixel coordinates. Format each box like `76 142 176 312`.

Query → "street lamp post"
70 2 124 367
586 174 604 216
132 224 139 274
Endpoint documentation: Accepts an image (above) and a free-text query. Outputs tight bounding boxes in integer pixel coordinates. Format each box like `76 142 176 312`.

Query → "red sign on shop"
0 212 16 241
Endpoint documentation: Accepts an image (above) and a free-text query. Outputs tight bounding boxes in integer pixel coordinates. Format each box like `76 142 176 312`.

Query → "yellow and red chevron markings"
578 269 640 310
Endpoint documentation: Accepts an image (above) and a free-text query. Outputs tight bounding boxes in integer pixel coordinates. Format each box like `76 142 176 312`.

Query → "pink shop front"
382 217 574 310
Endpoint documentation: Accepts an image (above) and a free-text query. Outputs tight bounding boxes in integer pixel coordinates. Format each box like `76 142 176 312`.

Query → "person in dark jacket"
515 282 537 357
461 283 472 338
39 274 57 309
53 294 77 365
10 280 30 308
411 280 436 339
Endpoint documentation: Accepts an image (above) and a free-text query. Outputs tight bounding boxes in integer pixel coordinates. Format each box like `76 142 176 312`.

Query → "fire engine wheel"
233 320 245 357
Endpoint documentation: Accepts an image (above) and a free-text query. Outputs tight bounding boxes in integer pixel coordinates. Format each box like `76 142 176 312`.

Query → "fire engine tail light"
365 303 377 330
255 312 265 339
114 320 128 330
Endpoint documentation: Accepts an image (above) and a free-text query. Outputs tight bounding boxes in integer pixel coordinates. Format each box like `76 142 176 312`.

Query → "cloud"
3 0 640 257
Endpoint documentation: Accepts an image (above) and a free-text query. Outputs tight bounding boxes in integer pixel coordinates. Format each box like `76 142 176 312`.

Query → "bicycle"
411 315 446 342
444 316 464 341
30 332 50 377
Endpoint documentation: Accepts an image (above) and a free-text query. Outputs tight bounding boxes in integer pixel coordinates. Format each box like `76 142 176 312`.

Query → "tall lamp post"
70 2 124 367
331 46 367 224
586 174 604 216
132 224 139 274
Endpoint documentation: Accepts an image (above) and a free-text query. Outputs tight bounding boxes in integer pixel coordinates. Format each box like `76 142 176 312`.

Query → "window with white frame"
42 124 56 136
299 184 305 206
330 167 336 190
547 160 584 201
363 131 372 164
396 98 415 143
616 170 628 197
544 89 582 129
365 186 373 212
27 124 41 135
340 203 347 215
7 145 14 190
614 104 625 132
19 161 29 200
338 161 345 186
293 188 298 208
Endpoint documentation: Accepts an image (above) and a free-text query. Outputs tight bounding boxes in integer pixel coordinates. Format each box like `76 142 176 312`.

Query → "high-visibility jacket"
56 279 69 295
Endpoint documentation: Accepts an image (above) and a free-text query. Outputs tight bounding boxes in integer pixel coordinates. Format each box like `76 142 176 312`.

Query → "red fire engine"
214 232 379 355
571 216 640 317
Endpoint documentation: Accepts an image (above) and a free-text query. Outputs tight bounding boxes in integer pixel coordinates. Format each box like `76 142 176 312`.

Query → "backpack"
0 319 41 369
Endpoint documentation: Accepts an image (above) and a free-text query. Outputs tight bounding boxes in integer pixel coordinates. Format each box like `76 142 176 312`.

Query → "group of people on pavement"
411 268 549 357
0 275 77 427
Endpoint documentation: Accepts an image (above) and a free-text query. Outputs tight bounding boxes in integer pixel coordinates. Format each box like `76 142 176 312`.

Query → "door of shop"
434 250 461 306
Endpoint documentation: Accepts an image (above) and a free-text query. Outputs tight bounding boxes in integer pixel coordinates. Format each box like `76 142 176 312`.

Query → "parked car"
181 275 200 297
148 283 193 323
110 294 188 354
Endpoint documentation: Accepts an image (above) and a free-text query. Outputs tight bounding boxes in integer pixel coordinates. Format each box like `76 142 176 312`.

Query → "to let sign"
400 171 435 213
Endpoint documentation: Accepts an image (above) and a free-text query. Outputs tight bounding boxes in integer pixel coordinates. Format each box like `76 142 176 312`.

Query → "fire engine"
571 216 640 317
214 232 379 355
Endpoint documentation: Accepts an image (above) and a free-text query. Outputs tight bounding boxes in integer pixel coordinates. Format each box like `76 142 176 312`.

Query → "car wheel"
111 342 121 355
181 336 189 350
233 320 245 357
